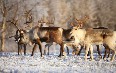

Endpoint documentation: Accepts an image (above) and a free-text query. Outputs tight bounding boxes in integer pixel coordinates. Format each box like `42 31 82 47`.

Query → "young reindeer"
70 26 116 61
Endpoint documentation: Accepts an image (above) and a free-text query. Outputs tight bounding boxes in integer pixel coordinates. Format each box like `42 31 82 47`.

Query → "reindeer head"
72 15 89 28
70 26 86 45
38 17 55 27
38 19 43 27
46 17 55 27
17 29 31 44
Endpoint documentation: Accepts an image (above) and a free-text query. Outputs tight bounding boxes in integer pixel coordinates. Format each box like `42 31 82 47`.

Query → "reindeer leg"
75 49 79 56
96 45 102 59
47 45 50 55
37 39 42 57
66 46 69 55
85 45 89 61
103 44 109 60
90 45 93 61
87 50 90 56
31 43 37 56
78 46 83 56
24 44 27 55
103 48 107 60
107 49 110 58
18 43 20 55
58 42 64 57
72 50 75 55
20 44 23 55
110 51 116 61
44 45 47 55
44 49 46 55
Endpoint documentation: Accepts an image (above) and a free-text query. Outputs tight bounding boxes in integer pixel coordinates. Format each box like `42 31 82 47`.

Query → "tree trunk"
0 17 6 51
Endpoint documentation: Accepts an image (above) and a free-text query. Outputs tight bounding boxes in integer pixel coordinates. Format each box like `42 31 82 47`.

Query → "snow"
0 52 116 73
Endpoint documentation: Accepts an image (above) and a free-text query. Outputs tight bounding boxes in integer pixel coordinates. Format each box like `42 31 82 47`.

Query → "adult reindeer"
74 16 112 59
70 26 116 61
70 16 105 58
37 17 57 55
18 22 64 57
8 18 27 55
75 15 89 28
7 4 27 55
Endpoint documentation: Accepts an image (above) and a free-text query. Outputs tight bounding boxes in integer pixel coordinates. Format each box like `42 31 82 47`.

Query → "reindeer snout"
70 36 74 40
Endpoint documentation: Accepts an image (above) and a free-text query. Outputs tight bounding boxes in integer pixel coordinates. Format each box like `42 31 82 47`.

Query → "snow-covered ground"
0 52 116 73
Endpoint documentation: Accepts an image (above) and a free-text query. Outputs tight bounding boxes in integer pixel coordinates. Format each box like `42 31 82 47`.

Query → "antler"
70 21 75 27
47 17 55 24
38 20 43 27
24 3 39 25
75 15 89 28
24 9 33 24
82 15 89 23
62 16 72 24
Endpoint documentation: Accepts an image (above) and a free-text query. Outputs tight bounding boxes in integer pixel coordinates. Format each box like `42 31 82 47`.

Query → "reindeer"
70 26 116 61
40 16 82 56
103 44 111 60
7 9 27 55
75 15 89 28
8 28 27 55
18 26 64 57
37 17 57 55
62 28 82 55
69 16 103 58
36 17 79 56
8 22 27 55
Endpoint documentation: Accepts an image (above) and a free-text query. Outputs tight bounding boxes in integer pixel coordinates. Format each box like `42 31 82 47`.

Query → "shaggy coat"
19 26 64 57
70 26 116 61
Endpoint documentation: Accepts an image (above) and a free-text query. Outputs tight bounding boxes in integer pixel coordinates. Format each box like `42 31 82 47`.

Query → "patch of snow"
0 52 116 73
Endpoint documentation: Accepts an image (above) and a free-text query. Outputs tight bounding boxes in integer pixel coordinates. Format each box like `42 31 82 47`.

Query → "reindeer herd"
10 16 116 61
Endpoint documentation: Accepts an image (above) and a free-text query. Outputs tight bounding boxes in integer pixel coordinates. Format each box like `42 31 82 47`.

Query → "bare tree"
24 2 39 29
0 0 9 51
0 0 20 51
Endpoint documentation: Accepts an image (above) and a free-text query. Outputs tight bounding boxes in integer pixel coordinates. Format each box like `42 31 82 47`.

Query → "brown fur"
19 26 64 57
14 29 27 55
70 26 116 61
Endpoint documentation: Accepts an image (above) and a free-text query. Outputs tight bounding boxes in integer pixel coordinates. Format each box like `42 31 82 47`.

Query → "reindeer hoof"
31 54 33 56
58 55 61 57
103 58 107 61
58 54 64 57
90 58 93 61
47 53 49 55
63 52 67 57
40 56 44 59
99 56 102 59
